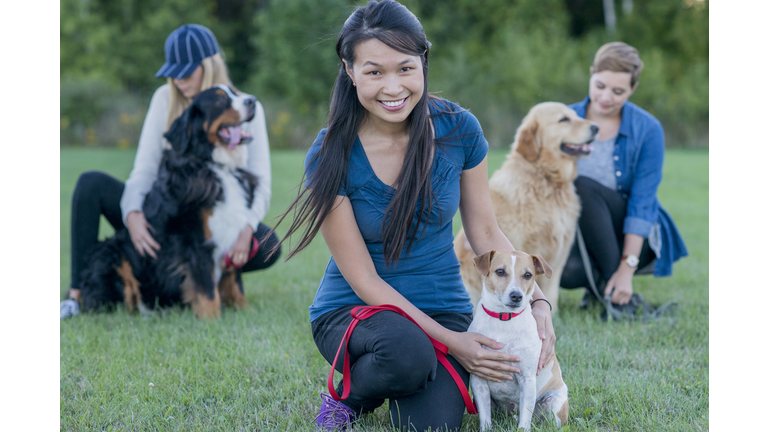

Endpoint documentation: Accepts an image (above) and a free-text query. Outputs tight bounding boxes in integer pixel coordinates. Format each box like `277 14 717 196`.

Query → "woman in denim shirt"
560 42 688 310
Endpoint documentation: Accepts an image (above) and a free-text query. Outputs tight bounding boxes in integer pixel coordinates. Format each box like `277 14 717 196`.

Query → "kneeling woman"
60 24 280 318
273 1 556 431
560 42 688 312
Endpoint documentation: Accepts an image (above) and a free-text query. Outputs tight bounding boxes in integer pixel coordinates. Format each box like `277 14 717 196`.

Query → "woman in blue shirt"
271 1 557 430
560 42 688 312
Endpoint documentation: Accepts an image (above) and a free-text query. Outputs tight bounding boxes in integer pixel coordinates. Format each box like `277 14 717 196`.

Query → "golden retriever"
455 102 598 312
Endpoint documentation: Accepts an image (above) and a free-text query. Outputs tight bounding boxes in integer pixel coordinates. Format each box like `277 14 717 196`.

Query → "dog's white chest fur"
469 307 543 382
207 146 251 274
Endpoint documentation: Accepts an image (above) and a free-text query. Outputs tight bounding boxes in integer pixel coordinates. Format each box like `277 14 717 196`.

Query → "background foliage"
60 0 708 149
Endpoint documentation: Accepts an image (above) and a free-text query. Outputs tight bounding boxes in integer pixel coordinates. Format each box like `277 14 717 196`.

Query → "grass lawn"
60 147 708 431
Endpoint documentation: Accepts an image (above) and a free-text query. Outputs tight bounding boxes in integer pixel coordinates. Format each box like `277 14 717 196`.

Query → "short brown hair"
593 42 644 88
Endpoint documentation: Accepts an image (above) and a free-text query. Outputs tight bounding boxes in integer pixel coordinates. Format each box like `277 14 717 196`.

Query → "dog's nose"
509 291 523 304
244 97 256 109
590 125 599 136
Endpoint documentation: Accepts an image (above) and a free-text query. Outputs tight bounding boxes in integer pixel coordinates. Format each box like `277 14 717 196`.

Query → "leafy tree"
61 0 708 147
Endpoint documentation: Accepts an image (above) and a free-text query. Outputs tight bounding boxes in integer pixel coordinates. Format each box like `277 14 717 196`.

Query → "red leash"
224 237 260 269
327 304 477 415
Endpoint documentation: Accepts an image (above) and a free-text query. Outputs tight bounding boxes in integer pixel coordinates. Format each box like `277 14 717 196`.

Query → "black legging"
560 176 655 293
69 171 281 290
312 305 472 432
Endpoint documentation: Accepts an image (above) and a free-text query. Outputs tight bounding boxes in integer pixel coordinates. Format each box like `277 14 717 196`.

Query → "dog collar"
482 304 525 321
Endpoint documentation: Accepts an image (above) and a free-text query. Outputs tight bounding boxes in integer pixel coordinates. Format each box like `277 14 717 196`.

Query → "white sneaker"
60 299 80 319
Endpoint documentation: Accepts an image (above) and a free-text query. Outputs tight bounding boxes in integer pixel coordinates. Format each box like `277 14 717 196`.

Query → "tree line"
61 0 708 148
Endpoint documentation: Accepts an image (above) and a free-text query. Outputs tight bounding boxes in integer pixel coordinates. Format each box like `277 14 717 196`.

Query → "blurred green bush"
61 0 708 149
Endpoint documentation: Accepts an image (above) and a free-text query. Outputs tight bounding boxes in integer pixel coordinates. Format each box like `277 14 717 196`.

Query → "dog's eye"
523 272 532 280
558 117 570 123
495 269 506 277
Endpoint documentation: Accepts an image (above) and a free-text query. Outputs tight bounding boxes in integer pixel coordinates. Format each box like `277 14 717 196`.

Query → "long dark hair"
272 0 437 265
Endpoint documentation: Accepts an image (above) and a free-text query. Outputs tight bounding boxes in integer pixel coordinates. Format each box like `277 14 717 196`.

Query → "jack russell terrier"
468 250 568 431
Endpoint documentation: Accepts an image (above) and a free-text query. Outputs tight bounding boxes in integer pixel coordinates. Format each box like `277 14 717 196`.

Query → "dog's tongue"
227 126 242 150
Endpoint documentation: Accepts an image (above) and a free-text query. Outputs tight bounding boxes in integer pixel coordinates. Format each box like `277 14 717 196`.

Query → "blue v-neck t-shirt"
304 99 488 322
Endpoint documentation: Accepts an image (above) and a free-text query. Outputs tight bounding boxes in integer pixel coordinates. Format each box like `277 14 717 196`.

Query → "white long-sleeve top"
120 84 272 231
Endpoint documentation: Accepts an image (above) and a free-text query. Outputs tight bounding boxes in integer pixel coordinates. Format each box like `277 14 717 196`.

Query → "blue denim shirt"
569 96 688 277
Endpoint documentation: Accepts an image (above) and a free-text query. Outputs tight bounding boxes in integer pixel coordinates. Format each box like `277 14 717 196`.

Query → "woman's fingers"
133 233 159 259
610 282 632 305
131 238 146 257
468 335 521 376
472 366 515 383
228 232 253 267
450 332 521 381
532 306 556 374
143 241 159 259
476 334 502 350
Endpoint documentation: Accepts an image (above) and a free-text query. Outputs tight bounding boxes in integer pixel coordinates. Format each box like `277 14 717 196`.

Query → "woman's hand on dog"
224 225 254 268
531 301 556 375
446 332 521 383
126 211 160 259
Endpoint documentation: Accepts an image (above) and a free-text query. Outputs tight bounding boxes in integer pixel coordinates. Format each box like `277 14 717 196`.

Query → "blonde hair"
593 42 644 88
166 53 234 128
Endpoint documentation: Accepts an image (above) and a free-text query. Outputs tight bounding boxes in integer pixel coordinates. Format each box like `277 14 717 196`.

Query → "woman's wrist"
617 261 637 275
441 328 462 354
530 298 552 312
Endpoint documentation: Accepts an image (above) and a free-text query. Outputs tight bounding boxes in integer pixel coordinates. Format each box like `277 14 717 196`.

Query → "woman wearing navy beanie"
61 24 280 318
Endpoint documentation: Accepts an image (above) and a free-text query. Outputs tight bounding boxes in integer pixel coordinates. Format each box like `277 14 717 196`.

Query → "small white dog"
468 250 568 431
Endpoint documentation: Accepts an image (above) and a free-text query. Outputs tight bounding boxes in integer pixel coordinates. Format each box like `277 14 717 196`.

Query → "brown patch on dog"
192 288 221 319
557 398 569 424
537 356 565 397
218 271 248 309
530 254 553 278
180 266 221 319
116 258 141 312
207 107 242 145
201 208 213 240
515 116 540 162
472 250 496 276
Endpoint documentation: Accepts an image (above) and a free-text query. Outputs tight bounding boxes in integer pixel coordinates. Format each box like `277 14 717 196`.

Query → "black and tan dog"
80 85 258 319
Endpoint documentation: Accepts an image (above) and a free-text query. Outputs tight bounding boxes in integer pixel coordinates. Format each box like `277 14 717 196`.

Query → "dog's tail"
79 231 133 312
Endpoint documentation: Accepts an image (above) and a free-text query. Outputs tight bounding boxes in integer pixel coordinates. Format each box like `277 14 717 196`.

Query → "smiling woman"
560 42 688 318
343 39 424 129
268 1 558 431
60 24 281 319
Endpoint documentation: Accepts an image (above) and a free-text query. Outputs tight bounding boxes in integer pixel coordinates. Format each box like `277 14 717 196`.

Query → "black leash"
575 227 677 322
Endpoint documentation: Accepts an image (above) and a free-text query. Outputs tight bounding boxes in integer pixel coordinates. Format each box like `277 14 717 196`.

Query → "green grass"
60 147 708 431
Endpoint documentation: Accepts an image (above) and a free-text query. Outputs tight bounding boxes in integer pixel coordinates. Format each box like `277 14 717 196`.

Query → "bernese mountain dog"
79 85 260 319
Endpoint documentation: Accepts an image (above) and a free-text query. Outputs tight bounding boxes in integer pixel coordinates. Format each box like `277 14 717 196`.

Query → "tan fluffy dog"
455 102 598 312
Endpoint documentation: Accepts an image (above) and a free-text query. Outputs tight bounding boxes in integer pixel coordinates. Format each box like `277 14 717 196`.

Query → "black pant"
312 305 473 432
560 176 655 292
69 171 281 290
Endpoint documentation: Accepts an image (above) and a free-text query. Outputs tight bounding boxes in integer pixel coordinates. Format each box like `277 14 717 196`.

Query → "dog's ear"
530 254 553 279
472 250 496 276
515 116 540 162
164 104 203 155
